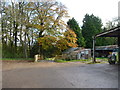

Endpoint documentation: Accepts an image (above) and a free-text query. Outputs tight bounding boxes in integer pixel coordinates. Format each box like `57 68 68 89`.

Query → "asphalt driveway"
2 61 118 88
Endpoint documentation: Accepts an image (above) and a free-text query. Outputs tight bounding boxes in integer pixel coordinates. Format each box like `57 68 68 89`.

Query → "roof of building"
96 45 118 51
95 26 120 37
62 47 91 54
62 47 78 54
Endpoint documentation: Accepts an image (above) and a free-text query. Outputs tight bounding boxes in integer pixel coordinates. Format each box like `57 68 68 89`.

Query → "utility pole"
118 37 120 64
118 2 120 63
93 36 96 63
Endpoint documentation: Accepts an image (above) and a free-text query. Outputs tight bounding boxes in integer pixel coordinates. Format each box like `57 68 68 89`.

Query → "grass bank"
54 57 108 64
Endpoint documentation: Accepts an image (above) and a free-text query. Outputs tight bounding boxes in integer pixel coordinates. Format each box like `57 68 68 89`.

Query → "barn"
93 26 120 63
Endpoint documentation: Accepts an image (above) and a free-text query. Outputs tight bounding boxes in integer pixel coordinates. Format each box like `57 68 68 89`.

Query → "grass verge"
54 57 108 64
55 59 91 63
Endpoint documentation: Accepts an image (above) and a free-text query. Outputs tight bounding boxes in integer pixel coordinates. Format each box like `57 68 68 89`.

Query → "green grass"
1 58 34 60
54 57 109 64
55 59 91 63
96 57 108 60
55 59 68 63
96 57 108 62
45 57 55 61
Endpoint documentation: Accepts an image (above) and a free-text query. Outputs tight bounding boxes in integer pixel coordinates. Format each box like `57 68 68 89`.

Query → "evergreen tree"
67 18 85 47
82 14 103 48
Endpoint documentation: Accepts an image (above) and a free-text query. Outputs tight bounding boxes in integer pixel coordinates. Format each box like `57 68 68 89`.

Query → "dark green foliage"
30 42 40 58
67 18 85 47
29 42 60 58
82 14 103 48
100 27 117 46
2 43 25 58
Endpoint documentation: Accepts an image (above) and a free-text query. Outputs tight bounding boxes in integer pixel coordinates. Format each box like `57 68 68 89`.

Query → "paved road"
2 62 118 88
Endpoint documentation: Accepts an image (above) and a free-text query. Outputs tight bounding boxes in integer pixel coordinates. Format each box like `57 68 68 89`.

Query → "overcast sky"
58 0 120 26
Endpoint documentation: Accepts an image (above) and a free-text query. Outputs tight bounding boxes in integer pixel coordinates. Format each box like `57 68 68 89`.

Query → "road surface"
2 61 118 88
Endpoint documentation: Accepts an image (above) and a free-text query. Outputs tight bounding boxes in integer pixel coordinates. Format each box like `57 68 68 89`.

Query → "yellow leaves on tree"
27 1 69 37
56 38 68 51
38 35 57 50
37 29 78 53
64 29 78 47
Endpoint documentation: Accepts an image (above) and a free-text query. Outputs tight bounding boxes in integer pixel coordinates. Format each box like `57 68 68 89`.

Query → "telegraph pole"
93 36 96 63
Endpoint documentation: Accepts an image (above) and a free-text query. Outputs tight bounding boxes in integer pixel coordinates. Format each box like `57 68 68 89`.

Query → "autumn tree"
63 29 78 48
28 1 69 37
27 0 69 56
37 29 78 57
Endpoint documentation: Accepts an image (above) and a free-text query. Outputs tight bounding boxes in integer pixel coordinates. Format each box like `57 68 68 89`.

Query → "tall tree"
67 18 85 47
82 14 103 48
27 1 69 55
28 1 69 37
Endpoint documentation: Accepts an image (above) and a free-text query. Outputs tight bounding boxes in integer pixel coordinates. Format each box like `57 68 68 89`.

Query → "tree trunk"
24 30 28 58
14 21 18 48
27 33 31 51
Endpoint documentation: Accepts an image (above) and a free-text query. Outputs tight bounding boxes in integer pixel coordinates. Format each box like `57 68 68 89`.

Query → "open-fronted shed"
93 26 120 63
95 45 118 57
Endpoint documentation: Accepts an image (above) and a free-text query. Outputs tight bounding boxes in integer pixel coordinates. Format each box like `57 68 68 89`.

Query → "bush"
2 44 27 58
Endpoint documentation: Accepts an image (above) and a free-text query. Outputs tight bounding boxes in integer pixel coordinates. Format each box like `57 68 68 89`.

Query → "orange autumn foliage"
37 29 78 52
38 35 57 50
64 29 78 47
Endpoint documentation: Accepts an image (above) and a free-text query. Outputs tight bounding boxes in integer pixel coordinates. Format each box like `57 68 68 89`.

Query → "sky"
58 0 120 26
1 0 119 26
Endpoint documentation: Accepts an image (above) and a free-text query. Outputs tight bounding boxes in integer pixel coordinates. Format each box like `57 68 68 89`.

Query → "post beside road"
93 36 96 63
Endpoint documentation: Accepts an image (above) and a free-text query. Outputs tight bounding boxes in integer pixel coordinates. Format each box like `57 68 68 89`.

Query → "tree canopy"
1 1 118 58
82 14 103 48
67 18 85 47
1 1 78 58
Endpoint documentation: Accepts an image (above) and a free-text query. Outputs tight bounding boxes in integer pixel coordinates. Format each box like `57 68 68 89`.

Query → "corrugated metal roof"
62 47 78 54
63 47 91 54
96 45 118 51
95 26 120 37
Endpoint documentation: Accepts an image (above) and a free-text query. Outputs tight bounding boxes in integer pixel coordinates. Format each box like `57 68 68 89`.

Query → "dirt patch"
2 60 34 63
2 61 55 70
2 60 85 71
